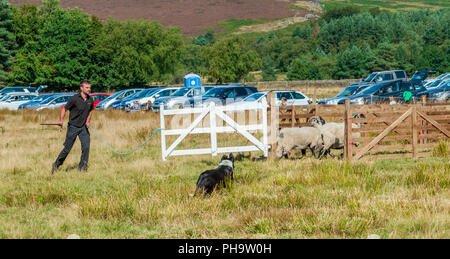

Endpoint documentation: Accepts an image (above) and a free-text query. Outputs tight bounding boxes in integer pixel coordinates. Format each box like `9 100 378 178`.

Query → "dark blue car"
417 80 450 102
337 70 433 104
340 80 427 105
318 85 370 105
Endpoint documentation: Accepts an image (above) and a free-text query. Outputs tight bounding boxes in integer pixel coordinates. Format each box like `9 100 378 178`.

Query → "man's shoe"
78 162 88 172
51 163 59 175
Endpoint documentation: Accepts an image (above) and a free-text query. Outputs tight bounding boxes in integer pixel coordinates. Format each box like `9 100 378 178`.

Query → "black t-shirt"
65 93 94 127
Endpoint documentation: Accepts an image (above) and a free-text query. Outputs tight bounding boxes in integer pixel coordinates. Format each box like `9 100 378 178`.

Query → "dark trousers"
55 124 90 169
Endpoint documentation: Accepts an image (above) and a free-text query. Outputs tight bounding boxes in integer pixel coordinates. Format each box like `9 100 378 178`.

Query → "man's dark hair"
80 80 91 87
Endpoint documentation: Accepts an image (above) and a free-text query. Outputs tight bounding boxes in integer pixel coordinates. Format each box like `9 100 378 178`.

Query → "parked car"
424 78 446 89
418 79 450 102
90 93 110 108
231 90 311 107
189 85 258 108
123 87 180 111
343 80 426 105
116 88 161 110
18 94 58 110
320 70 408 105
109 89 148 110
151 86 214 111
96 88 143 110
0 93 38 110
0 86 37 98
424 72 449 87
338 70 432 104
29 94 75 111
409 70 436 85
350 70 408 88
318 84 370 105
0 85 48 98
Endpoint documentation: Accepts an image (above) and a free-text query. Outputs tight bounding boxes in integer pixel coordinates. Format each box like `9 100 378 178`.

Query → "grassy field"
0 86 449 238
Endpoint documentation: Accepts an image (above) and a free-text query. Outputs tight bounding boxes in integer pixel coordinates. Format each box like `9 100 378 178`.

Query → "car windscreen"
103 91 123 101
172 88 190 97
0 95 10 101
364 73 378 82
32 95 52 102
443 81 450 90
203 88 227 98
428 79 443 88
243 93 265 102
128 89 150 99
411 71 429 82
436 81 450 89
436 73 449 80
357 84 381 95
118 90 141 99
41 96 60 104
1 88 21 93
337 87 358 97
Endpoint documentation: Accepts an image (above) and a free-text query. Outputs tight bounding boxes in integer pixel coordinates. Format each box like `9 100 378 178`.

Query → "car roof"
363 80 395 91
3 92 38 96
211 86 255 91
50 93 76 97
157 87 180 90
90 93 110 96
373 70 405 73
2 86 34 89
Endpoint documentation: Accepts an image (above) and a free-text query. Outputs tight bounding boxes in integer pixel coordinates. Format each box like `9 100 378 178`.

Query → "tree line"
0 0 448 91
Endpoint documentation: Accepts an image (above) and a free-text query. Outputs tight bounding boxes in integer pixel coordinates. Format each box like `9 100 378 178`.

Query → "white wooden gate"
160 100 268 161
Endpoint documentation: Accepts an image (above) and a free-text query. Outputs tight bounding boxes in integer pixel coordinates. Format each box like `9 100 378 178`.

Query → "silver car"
151 86 214 111
0 93 38 110
96 88 143 110
31 94 75 111
231 90 311 107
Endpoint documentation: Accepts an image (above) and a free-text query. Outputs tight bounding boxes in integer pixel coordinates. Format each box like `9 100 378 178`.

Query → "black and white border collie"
195 153 234 196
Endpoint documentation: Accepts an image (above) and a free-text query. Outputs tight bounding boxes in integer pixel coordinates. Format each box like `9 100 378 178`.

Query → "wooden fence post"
344 99 352 161
268 92 278 158
291 104 295 127
313 86 318 117
411 105 418 158
421 95 427 144
313 85 317 105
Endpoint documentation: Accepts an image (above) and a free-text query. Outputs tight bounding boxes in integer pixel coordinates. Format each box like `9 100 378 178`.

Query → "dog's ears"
221 155 228 161
229 153 234 161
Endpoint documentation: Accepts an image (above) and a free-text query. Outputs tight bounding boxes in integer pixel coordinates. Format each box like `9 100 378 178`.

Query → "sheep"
310 116 361 159
276 127 324 159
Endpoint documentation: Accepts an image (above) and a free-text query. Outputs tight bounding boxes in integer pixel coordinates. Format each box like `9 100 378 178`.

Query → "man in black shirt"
52 80 94 174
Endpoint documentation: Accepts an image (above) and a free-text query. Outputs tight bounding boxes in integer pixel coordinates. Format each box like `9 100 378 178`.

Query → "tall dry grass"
0 100 449 238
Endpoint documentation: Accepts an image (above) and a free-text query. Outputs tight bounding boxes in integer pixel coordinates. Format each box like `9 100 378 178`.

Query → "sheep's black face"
311 117 325 127
319 116 326 125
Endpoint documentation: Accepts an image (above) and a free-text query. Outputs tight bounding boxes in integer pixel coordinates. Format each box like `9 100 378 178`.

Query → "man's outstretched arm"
58 106 67 127
86 110 93 128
